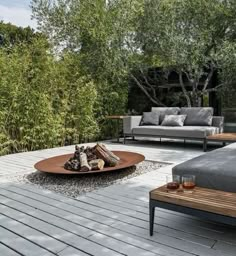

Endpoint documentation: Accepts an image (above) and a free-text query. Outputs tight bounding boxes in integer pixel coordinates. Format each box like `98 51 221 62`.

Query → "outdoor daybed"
123 107 224 151
173 142 236 193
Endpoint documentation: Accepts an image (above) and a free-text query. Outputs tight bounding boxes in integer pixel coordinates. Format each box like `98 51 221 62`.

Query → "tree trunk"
179 72 192 107
130 74 166 107
192 92 202 107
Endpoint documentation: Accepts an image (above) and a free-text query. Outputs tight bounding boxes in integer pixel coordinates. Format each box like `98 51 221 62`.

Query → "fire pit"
34 150 145 174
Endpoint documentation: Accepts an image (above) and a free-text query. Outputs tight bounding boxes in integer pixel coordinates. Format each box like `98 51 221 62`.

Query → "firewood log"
80 152 91 172
89 159 105 170
84 146 97 161
94 143 120 167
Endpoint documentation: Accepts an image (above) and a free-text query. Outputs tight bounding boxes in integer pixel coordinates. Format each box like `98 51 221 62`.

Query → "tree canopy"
31 0 236 107
0 21 44 46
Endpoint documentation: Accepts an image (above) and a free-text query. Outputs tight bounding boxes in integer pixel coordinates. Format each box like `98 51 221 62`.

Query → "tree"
0 21 44 46
31 0 144 116
135 0 236 106
31 0 236 109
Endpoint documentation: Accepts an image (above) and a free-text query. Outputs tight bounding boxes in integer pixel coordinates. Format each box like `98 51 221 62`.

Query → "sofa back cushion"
180 107 213 126
151 107 180 123
139 112 159 126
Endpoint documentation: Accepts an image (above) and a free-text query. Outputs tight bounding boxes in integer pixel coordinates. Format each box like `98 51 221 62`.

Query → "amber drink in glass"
182 175 196 192
166 175 180 192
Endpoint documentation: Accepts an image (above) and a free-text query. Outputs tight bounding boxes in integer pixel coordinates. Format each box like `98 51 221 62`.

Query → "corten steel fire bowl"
34 151 145 175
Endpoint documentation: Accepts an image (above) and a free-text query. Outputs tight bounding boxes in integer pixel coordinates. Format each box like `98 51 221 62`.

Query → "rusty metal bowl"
34 151 145 174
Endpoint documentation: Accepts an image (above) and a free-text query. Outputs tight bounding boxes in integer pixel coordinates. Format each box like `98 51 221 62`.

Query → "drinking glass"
166 175 180 192
182 175 196 192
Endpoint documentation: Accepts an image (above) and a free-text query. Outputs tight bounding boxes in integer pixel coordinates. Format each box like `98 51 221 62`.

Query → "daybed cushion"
139 112 159 126
151 107 180 123
161 115 186 127
172 143 236 192
132 126 219 138
180 107 213 126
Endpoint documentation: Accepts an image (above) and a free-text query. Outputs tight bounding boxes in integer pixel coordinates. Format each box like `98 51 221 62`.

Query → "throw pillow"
161 115 186 127
139 112 159 126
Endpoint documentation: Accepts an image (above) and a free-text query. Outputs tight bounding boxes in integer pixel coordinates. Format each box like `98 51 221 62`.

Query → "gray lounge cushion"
172 143 236 192
180 107 213 126
139 112 159 126
161 115 186 127
132 126 219 138
151 107 180 123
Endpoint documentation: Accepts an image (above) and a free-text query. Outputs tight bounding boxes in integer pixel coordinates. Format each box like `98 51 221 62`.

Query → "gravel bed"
14 160 166 198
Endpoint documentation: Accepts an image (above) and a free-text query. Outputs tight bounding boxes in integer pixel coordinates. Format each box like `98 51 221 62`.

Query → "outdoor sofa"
123 107 224 151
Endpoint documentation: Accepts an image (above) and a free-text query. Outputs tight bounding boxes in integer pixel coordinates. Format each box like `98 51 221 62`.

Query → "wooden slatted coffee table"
207 133 236 149
149 185 236 236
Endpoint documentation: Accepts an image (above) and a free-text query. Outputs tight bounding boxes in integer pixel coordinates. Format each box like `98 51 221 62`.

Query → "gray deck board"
0 141 235 255
0 212 67 254
0 226 54 256
0 243 21 256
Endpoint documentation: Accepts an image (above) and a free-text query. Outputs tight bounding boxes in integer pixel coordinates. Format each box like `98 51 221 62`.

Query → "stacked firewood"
64 144 120 172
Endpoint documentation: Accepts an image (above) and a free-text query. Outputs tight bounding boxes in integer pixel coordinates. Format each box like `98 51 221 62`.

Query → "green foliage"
0 36 99 155
31 0 133 136
135 0 236 106
217 42 236 108
0 21 45 46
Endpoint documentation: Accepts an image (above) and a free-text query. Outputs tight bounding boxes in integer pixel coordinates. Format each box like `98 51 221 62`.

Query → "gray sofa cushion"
151 107 180 123
180 107 213 126
132 126 219 138
161 115 186 127
172 143 236 192
139 112 159 126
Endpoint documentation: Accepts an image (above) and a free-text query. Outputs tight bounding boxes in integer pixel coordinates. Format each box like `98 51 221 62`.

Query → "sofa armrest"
123 116 142 134
212 116 224 133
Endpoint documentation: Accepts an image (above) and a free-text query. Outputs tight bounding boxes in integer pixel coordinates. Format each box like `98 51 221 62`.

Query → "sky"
0 0 37 29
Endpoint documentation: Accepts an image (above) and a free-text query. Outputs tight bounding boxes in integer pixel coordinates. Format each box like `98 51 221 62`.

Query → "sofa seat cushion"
172 143 236 192
151 107 180 123
132 126 219 138
180 107 213 126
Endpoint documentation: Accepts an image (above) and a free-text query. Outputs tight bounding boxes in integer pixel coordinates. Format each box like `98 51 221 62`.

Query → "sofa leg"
123 135 126 144
203 139 207 152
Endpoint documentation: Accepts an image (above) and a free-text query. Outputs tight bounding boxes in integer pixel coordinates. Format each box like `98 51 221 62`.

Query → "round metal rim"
34 151 145 174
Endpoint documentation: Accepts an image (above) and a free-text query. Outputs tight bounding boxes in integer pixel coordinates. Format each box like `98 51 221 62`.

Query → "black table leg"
116 119 120 142
149 200 155 236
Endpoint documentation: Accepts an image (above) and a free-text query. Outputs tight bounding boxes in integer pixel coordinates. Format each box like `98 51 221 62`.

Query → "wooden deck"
0 139 236 256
